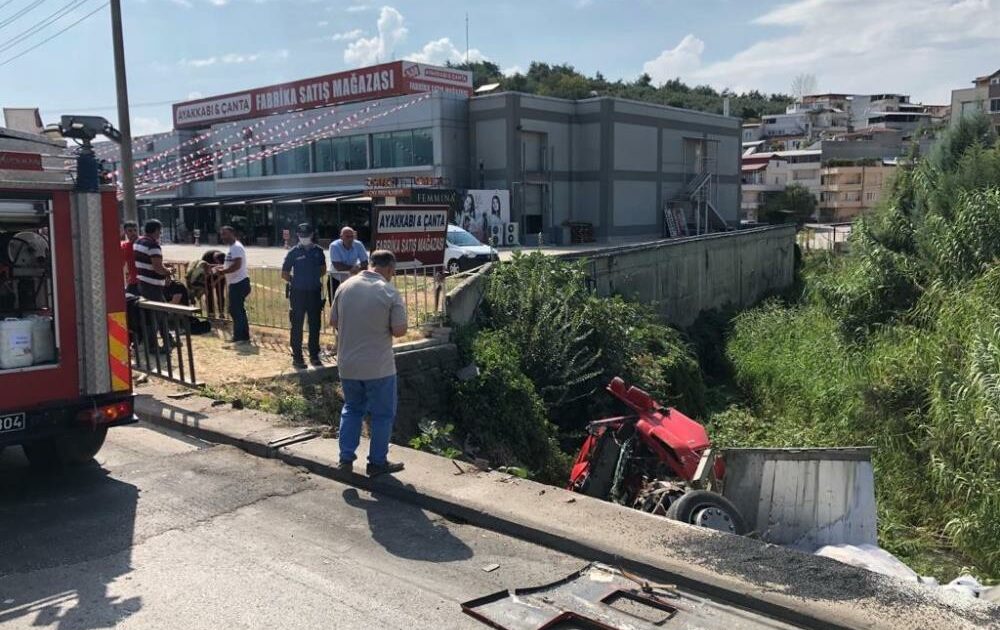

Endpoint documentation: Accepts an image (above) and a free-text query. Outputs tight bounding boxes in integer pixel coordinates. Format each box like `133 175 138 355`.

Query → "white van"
445 224 498 274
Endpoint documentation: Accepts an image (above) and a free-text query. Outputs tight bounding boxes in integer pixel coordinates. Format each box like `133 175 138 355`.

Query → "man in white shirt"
330 249 408 476
213 225 251 344
328 226 368 297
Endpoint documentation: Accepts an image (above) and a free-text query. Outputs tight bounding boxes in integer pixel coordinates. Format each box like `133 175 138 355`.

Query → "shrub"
451 330 567 481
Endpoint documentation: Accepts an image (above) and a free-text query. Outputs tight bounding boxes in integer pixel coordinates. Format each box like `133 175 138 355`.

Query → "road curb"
134 392 998 630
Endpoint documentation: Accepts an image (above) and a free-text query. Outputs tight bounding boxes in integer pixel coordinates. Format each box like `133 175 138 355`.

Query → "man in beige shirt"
330 250 408 476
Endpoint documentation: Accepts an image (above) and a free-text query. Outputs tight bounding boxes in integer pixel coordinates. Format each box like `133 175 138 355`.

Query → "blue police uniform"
282 242 326 363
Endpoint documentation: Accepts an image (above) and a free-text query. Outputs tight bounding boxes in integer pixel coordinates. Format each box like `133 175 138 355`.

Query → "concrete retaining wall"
445 264 492 327
577 226 796 327
394 342 460 439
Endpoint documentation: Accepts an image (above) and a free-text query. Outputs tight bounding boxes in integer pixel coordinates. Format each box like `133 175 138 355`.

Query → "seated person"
186 250 226 316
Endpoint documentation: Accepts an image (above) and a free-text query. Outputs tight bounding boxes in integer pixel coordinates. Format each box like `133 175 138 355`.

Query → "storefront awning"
339 194 372 203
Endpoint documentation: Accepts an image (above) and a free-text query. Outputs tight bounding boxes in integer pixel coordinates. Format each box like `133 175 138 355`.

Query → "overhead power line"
0 1 105 67
0 0 49 31
0 0 91 54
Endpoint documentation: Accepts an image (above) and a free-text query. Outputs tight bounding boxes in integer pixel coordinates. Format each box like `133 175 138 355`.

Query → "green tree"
761 183 817 224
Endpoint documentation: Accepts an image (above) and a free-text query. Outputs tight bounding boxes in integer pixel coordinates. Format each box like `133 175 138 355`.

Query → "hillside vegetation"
712 115 1000 579
450 60 793 120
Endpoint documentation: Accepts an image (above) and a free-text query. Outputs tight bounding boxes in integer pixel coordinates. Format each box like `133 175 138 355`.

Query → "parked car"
445 224 498 274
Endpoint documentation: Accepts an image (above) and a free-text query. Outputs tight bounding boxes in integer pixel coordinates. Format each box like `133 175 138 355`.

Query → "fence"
130 298 202 386
164 261 450 337
798 223 852 254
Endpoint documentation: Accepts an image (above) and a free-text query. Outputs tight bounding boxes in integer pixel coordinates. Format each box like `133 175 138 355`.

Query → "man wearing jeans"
330 249 408 476
215 225 252 345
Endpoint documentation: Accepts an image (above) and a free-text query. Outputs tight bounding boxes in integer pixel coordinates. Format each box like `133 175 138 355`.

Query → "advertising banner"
456 190 510 244
173 61 473 129
372 205 449 266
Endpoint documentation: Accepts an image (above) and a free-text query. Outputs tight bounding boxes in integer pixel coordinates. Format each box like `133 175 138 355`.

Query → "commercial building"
951 69 1000 133
99 60 740 247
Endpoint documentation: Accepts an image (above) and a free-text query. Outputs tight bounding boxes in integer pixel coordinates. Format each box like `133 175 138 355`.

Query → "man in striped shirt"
134 219 174 351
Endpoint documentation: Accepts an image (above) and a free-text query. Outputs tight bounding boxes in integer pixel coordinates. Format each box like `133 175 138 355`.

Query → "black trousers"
138 282 171 351
289 288 322 360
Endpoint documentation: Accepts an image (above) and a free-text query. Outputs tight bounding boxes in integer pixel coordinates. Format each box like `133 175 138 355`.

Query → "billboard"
456 190 510 244
172 61 473 129
371 205 449 266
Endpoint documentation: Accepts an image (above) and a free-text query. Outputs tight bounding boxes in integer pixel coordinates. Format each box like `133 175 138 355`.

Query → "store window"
333 135 368 170
314 139 335 172
413 128 433 165
247 147 265 177
372 128 433 169
0 198 57 371
272 144 311 176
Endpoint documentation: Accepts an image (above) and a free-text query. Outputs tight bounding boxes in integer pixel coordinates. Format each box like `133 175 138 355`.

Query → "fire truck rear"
0 121 134 467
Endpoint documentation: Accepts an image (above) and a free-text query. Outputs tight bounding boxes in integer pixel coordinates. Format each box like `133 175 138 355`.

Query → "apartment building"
951 69 1000 134
818 161 895 222
740 149 821 221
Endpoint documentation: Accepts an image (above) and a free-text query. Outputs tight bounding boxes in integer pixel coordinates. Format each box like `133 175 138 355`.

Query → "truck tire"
22 427 108 469
665 490 747 536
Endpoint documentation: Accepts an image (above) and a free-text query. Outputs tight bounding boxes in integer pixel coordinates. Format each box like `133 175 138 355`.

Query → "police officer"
281 223 327 369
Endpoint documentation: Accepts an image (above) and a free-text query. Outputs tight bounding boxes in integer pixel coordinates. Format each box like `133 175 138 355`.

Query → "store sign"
456 189 510 243
412 188 459 206
372 205 448 266
366 176 446 191
173 61 473 129
0 151 42 171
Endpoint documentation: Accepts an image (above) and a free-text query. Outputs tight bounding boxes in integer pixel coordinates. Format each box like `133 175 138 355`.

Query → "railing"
131 298 202 386
165 261 451 336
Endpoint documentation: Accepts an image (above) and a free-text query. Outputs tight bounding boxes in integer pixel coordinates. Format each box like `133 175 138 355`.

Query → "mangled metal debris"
461 563 801 629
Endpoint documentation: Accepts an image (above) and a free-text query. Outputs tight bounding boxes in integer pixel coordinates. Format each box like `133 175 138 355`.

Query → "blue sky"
2 0 998 135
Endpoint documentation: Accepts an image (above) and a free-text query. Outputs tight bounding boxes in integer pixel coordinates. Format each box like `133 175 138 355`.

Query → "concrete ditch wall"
575 226 796 327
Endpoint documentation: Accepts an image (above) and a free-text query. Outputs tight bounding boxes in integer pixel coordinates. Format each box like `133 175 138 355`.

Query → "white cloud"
180 49 287 68
345 1 373 12
344 6 490 67
407 37 485 65
344 6 407 65
329 28 364 42
169 0 192 7
502 65 524 77
642 34 704 82
187 91 204 99
641 0 1000 103
133 117 171 136
317 20 328 27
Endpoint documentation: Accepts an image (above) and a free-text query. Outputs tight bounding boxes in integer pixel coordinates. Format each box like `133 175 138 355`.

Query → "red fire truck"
0 119 135 467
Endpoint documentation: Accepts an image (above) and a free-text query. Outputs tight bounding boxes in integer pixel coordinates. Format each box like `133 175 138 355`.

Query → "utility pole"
110 0 137 221
465 13 469 65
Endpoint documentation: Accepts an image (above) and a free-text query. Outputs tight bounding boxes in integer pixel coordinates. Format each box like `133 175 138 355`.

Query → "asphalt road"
0 425 804 630
0 425 583 630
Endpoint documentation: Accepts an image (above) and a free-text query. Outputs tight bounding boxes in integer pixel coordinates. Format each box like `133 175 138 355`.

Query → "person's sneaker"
336 460 354 473
366 461 405 477
292 357 307 369
309 356 324 367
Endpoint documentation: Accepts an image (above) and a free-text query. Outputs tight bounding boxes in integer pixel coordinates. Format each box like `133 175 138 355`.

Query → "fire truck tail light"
78 400 133 424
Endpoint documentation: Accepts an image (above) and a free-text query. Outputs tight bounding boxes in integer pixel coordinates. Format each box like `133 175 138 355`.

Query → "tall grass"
715 115 1000 579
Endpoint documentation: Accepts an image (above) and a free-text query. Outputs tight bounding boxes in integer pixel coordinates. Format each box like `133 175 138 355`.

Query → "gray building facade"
469 93 741 242
109 69 741 246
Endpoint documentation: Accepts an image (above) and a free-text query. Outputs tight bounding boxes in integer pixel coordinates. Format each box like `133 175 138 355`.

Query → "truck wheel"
665 490 747 536
22 427 108 469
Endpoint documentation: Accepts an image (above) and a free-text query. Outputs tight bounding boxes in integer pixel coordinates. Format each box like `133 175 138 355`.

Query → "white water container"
0 318 33 369
29 315 55 364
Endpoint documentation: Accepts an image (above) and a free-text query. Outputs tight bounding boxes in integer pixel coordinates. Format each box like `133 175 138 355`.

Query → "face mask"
299 237 311 246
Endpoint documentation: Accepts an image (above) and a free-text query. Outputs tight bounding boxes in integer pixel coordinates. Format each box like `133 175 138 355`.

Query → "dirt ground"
156 322 433 387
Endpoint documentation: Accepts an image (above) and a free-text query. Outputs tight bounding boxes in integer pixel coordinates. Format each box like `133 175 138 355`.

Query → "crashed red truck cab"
569 378 746 535
0 123 135 467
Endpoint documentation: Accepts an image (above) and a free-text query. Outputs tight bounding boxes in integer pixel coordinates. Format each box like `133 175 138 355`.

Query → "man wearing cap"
282 223 327 368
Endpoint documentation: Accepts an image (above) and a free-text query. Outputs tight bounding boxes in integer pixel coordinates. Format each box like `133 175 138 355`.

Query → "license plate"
0 412 26 434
